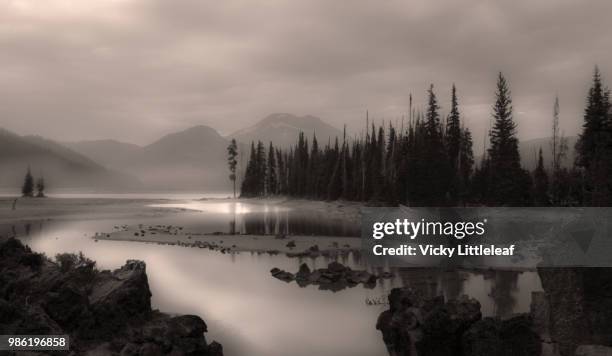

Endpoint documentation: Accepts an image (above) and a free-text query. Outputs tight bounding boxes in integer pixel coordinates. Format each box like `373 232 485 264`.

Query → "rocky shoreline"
375 267 612 356
375 287 540 356
270 261 392 292
0 237 223 356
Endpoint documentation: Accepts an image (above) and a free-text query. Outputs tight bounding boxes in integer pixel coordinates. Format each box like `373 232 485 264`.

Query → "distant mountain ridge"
63 139 142 170
0 129 138 190
62 115 342 191
66 125 230 191
229 113 342 147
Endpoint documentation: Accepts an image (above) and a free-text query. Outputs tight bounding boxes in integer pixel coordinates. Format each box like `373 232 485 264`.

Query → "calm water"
2 198 543 356
148 200 360 236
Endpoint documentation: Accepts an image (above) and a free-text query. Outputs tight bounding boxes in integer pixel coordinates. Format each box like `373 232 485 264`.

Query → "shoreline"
95 229 362 256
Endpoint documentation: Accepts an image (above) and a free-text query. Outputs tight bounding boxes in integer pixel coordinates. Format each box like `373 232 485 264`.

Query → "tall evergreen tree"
21 167 34 197
256 141 266 195
421 85 450 205
533 148 549 206
227 139 238 198
267 142 277 195
446 84 462 170
240 142 258 197
487 72 531 205
458 128 474 204
446 84 463 203
36 177 46 198
575 67 612 205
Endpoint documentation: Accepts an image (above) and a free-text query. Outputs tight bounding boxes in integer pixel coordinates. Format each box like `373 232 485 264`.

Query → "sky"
0 0 611 148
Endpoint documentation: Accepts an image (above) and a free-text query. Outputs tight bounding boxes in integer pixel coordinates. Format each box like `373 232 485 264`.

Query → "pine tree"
36 177 46 198
421 84 450 205
575 67 612 205
267 142 277 195
227 139 238 198
576 67 611 169
21 167 34 197
533 148 549 206
256 141 266 195
487 72 531 205
446 85 463 203
240 142 257 197
458 128 474 204
308 133 320 197
446 84 462 171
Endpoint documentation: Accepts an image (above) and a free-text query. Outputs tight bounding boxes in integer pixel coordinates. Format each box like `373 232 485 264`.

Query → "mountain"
67 126 231 191
518 136 577 170
0 129 138 190
133 125 229 190
63 140 142 170
229 113 343 147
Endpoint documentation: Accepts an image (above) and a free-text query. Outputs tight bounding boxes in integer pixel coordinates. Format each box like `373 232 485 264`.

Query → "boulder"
270 268 295 282
538 267 612 355
376 287 543 356
461 315 541 356
0 237 224 356
270 261 378 291
575 345 612 356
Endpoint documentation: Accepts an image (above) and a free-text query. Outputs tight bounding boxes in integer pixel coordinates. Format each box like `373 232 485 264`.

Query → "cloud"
0 0 610 146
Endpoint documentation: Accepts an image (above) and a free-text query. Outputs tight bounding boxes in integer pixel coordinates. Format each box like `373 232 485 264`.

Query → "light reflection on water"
2 201 543 356
149 200 360 237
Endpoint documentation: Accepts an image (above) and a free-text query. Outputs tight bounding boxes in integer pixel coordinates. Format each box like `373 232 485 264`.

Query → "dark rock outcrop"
537 267 612 356
0 237 223 355
376 287 541 356
574 345 612 356
270 262 384 291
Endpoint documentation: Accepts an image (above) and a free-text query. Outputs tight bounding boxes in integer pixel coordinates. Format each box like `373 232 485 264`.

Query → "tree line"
234 69 612 207
21 167 46 198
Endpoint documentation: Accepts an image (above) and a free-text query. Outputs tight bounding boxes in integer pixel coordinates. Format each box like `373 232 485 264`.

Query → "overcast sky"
0 0 611 148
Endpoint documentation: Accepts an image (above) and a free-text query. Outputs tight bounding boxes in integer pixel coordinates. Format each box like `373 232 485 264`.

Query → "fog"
1 0 611 148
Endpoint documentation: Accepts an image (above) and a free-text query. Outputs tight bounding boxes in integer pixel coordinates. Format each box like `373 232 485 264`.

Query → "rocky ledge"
270 261 392 292
0 237 223 356
536 267 612 356
376 287 541 356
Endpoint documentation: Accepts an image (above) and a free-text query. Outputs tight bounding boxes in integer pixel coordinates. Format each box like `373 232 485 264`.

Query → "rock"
120 342 140 356
530 291 550 337
295 263 311 286
270 268 294 282
538 267 612 355
85 342 115 356
208 341 224 356
89 260 152 338
271 261 377 291
575 345 612 356
327 261 347 274
139 342 164 356
286 241 296 248
461 315 541 356
0 237 224 356
376 287 542 356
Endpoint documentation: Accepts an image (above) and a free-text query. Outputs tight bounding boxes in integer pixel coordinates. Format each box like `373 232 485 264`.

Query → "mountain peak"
230 113 341 147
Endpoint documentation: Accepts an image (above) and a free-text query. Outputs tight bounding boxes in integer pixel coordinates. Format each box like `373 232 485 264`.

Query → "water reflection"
151 201 360 237
0 209 542 356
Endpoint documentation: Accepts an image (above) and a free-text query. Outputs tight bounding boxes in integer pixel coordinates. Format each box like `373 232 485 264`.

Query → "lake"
2 197 543 356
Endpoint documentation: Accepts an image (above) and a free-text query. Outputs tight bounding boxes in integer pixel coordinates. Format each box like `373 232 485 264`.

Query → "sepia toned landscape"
1 1 612 356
